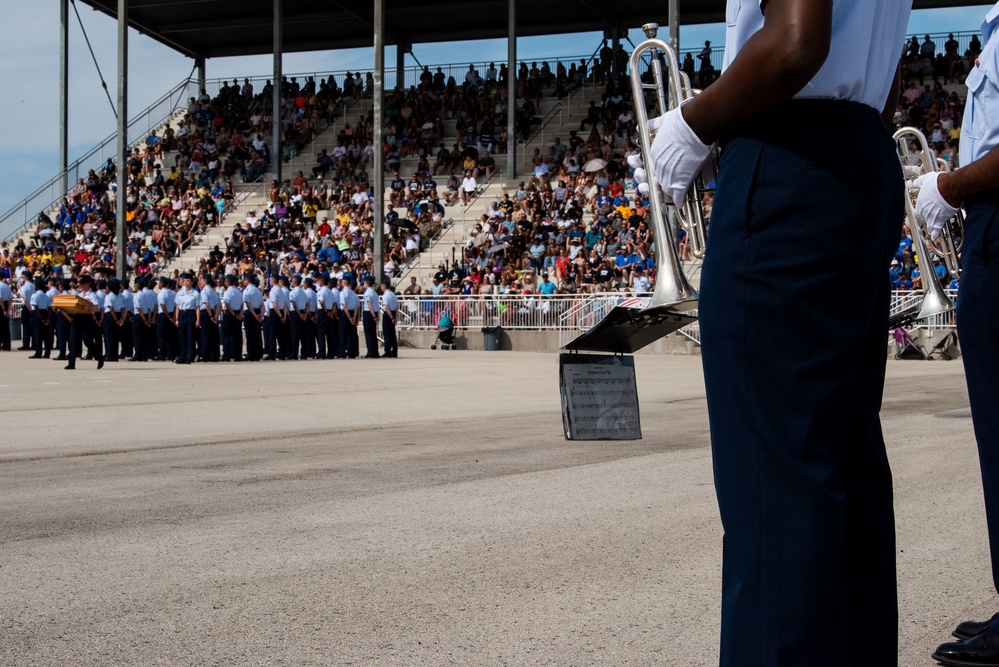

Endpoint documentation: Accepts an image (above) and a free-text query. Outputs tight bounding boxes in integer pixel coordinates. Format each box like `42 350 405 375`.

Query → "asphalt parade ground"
0 351 990 666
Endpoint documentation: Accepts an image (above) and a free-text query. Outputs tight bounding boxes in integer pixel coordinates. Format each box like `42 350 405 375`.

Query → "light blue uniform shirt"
317 285 335 312
139 288 154 315
340 287 360 313
269 285 289 312
157 288 175 313
222 285 244 313
723 0 913 111
289 285 308 312
961 3 999 167
242 284 264 311
0 282 12 302
104 292 123 314
95 290 106 310
199 286 220 311
305 287 318 314
381 288 398 313
30 290 51 310
120 290 134 313
19 281 35 303
176 286 199 311
363 287 380 314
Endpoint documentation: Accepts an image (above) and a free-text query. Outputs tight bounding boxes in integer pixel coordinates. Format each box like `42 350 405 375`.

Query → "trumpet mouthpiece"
642 23 659 38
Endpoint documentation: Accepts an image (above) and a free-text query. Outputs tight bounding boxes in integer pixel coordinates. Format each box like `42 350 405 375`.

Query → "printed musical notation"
560 354 642 441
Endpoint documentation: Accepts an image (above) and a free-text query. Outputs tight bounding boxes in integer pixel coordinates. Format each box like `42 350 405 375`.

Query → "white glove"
648 99 715 205
913 172 960 241
902 165 922 180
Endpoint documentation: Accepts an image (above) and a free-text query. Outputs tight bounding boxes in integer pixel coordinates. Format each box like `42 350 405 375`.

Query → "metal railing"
399 293 583 330
0 77 197 245
521 104 563 165
201 54 598 100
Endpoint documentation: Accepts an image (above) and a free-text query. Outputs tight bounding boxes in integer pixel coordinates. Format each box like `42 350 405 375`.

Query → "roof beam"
158 11 354 33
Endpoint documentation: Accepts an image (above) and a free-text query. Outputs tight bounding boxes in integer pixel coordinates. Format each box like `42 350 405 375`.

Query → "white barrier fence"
396 290 959 344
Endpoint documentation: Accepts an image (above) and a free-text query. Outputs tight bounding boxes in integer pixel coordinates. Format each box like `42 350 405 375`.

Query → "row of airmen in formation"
3 271 399 368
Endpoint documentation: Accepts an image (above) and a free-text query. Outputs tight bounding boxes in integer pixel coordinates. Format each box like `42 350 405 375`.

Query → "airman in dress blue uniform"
647 1 913 664
174 273 198 364
915 5 999 665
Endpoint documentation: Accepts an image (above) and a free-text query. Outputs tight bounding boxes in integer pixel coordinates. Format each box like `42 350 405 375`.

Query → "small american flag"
617 297 650 309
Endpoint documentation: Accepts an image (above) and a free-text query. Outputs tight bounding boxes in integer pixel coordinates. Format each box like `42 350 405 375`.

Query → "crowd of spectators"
3 32 977 310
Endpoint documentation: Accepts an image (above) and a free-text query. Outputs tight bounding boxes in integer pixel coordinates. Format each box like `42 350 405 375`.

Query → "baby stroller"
892 327 928 360
431 311 456 350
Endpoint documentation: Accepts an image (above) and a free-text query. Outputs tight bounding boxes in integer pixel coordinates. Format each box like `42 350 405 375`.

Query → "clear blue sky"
0 4 989 216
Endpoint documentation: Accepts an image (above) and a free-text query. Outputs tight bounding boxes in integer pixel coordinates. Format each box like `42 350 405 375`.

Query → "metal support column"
506 0 516 182
115 0 128 281
669 0 679 53
396 43 407 90
611 27 620 79
272 0 283 184
196 56 206 94
373 0 385 284
59 0 69 197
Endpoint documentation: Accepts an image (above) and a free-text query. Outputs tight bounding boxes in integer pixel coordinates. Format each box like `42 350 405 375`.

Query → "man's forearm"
939 145 999 206
681 0 833 144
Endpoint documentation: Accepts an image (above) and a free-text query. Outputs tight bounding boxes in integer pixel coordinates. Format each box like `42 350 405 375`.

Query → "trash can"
482 326 502 351
9 317 20 343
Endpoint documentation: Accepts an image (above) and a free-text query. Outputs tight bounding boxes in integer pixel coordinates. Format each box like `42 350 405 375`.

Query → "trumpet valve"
642 23 659 38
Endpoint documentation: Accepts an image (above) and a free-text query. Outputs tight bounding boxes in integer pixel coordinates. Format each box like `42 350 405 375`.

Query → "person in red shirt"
315 217 331 240
608 180 623 199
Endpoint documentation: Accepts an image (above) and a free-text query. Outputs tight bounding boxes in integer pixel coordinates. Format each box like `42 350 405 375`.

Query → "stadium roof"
78 0 992 60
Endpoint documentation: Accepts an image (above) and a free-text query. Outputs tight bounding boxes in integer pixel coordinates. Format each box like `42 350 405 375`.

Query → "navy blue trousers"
957 195 999 631
177 310 196 362
699 100 902 667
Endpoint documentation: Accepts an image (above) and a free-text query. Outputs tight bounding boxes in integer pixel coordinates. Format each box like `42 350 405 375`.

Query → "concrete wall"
400 328 700 355
400 327 962 359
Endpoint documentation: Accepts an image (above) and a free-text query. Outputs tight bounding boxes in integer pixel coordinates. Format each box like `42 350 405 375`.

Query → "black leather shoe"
64 364 75 370
97 359 104 370
955 619 996 640
934 628 999 666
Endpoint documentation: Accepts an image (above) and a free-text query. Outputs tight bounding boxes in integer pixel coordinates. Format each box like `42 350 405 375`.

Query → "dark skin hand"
681 0 833 145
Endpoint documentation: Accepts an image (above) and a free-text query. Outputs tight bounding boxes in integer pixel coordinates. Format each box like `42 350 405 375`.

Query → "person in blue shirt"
0 278 14 351
538 273 558 296
241 275 265 361
380 279 398 358
889 258 903 284
338 278 360 359
361 277 381 359
155 276 177 360
198 274 221 362
288 275 309 360
64 275 104 370
28 279 51 359
647 1 913 663
315 273 339 359
174 273 199 364
303 277 319 359
220 274 244 362
915 5 999 662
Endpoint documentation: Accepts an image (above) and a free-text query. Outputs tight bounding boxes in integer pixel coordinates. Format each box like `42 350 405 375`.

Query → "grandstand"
0 0 981 352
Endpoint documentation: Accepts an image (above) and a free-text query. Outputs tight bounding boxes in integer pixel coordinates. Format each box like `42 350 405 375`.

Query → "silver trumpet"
896 127 964 280
563 23 706 354
890 127 957 327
